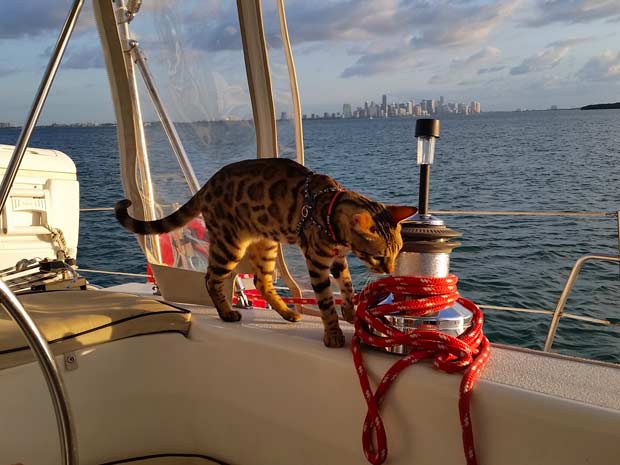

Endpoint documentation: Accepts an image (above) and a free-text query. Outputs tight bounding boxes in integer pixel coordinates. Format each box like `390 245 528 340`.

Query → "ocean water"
0 109 619 362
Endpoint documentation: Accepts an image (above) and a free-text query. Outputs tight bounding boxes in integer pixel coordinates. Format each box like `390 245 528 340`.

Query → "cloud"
180 2 244 52
577 50 620 81
478 65 506 75
408 0 519 49
339 0 517 78
427 47 503 85
63 45 105 70
0 1 96 39
177 0 518 79
509 38 594 76
0 2 67 39
525 0 620 27
180 0 517 52
547 37 595 48
0 66 17 77
428 74 449 85
458 79 480 87
510 44 572 75
285 0 405 43
341 48 416 78
178 0 404 53
339 0 516 78
450 47 502 71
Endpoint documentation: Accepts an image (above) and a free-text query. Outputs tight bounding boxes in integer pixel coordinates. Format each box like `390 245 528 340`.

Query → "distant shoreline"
581 102 620 110
2 106 619 128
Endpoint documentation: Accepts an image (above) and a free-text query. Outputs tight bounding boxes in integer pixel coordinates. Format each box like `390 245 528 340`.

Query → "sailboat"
0 1 619 465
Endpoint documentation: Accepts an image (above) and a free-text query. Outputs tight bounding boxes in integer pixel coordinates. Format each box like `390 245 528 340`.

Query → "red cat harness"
296 173 347 249
326 190 345 242
352 275 490 465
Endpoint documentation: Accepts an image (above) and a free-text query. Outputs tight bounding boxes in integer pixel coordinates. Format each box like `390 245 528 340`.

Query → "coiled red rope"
351 275 491 465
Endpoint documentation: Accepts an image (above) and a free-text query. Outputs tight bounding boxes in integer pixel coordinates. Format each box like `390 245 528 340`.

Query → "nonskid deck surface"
105 283 620 411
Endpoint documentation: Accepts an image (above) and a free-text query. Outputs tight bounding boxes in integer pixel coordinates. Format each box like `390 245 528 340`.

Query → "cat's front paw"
323 328 345 348
280 310 302 322
218 309 242 322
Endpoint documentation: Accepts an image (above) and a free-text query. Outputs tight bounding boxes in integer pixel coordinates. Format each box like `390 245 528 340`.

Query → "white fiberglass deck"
1 285 619 465
113 284 620 464
188 302 620 410
111 282 620 411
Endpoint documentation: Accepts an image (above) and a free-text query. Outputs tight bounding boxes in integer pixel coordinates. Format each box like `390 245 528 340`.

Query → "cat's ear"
386 205 417 224
350 211 374 233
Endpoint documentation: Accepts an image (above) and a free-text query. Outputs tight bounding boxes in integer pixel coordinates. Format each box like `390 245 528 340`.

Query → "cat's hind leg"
248 239 301 322
206 238 247 322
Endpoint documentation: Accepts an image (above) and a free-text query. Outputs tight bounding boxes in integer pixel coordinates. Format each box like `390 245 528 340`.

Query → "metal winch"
376 118 473 354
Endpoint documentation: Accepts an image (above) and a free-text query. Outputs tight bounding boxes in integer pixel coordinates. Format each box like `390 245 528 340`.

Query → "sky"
0 0 619 124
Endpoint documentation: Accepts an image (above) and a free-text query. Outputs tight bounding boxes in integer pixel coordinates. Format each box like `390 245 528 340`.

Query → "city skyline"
303 95 482 120
344 94 481 119
1 95 581 126
0 1 619 123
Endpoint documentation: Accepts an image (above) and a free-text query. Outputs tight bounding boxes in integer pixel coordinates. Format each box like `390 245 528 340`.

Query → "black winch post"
418 165 431 216
414 118 440 217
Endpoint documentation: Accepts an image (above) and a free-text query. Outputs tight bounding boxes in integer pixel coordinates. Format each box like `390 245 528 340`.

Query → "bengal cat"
115 158 416 347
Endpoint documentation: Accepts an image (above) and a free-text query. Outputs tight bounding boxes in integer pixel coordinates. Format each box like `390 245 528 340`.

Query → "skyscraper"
381 94 387 116
342 104 352 118
369 101 379 118
407 100 414 115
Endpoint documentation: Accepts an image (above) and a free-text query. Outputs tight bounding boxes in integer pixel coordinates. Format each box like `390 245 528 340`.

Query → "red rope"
232 274 350 308
232 291 345 308
351 275 491 465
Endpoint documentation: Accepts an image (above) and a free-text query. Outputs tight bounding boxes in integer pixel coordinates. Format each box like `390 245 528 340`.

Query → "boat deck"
2 284 619 464
108 282 620 411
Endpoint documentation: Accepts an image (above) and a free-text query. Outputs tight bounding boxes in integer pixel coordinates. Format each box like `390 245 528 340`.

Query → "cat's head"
347 204 417 274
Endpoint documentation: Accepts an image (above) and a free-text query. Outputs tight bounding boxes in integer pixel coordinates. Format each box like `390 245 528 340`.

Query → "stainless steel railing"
429 209 615 217
0 280 78 464
543 254 620 352
431 209 620 352
81 207 620 351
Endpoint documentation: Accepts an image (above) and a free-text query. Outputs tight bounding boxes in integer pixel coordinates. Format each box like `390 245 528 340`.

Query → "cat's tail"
115 196 202 235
